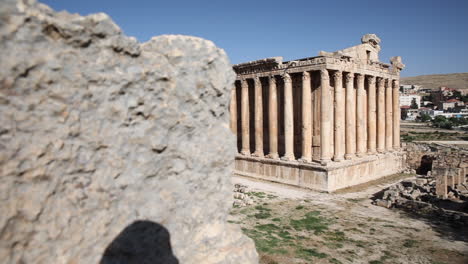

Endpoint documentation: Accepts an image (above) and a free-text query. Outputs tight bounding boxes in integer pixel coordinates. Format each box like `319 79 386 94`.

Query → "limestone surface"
0 0 258 263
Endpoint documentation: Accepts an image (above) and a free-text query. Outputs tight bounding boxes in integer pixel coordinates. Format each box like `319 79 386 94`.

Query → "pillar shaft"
301 71 312 162
268 75 279 159
377 78 385 153
320 69 332 163
345 72 355 159
392 79 400 150
283 73 294 160
240 78 250 155
333 71 344 161
253 77 264 157
367 76 377 154
385 79 393 151
229 85 237 135
356 74 366 157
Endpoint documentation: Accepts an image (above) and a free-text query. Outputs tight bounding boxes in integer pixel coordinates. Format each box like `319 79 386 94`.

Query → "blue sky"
42 0 468 77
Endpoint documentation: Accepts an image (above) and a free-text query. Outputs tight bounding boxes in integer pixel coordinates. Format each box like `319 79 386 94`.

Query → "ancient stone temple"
230 34 405 192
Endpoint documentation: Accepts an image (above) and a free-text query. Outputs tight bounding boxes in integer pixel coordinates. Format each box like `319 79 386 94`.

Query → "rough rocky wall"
405 142 468 197
0 0 258 263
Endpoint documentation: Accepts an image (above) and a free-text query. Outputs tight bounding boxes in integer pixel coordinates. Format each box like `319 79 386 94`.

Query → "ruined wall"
0 0 258 263
405 142 468 197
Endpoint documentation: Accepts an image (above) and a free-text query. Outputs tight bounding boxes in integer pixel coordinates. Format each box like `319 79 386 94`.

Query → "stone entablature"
233 55 398 79
230 34 405 192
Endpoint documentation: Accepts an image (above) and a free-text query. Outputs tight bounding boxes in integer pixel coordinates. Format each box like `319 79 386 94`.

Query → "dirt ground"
228 175 468 264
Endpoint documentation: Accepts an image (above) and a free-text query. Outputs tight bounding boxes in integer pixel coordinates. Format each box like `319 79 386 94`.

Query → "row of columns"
230 70 400 163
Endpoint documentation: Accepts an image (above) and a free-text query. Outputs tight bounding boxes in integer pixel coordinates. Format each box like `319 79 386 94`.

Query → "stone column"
345 72 355 160
367 76 377 154
333 71 344 161
253 76 264 157
268 75 279 159
385 79 393 151
377 77 385 153
300 71 312 162
356 73 365 157
392 79 400 150
229 85 237 135
282 73 294 161
240 78 250 155
320 69 331 163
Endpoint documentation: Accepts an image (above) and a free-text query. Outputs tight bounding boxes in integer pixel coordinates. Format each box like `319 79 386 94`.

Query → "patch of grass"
403 239 418 248
272 218 281 222
295 247 328 260
267 194 278 199
290 211 329 234
239 208 252 215
330 258 343 264
383 224 396 228
255 205 271 211
254 211 272 219
295 205 305 210
325 242 344 249
277 230 293 240
325 230 346 242
255 223 281 233
248 191 267 198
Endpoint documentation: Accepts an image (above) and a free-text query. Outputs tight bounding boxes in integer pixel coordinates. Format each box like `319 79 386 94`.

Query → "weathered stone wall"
405 142 468 197
0 0 257 263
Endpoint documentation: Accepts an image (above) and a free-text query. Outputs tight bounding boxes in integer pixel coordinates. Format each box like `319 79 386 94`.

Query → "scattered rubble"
233 184 254 207
373 174 468 225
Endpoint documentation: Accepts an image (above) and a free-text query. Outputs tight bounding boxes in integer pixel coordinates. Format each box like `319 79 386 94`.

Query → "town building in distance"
229 34 405 192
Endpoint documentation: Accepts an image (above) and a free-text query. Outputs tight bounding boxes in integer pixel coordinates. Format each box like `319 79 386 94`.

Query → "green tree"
410 98 419 109
419 113 431 122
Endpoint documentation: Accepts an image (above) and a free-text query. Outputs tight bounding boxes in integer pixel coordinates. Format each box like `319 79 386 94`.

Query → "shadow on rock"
100 220 179 264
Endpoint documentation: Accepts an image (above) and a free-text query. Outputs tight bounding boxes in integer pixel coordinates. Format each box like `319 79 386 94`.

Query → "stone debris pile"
233 184 254 207
373 176 468 225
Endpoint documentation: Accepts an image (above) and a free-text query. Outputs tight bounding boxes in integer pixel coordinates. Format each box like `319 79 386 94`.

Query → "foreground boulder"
0 0 258 263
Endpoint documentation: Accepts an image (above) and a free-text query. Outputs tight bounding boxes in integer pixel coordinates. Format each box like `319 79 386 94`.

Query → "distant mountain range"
401 72 468 90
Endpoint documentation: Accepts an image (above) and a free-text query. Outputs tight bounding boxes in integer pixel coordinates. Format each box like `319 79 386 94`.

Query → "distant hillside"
401 73 468 90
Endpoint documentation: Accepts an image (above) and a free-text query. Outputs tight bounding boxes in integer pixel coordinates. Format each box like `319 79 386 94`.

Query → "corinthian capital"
378 78 387 89
320 69 329 81
345 72 354 82
302 71 310 81
332 71 342 81
282 73 291 83
254 76 261 86
356 73 364 82
269 75 276 84
367 75 376 85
